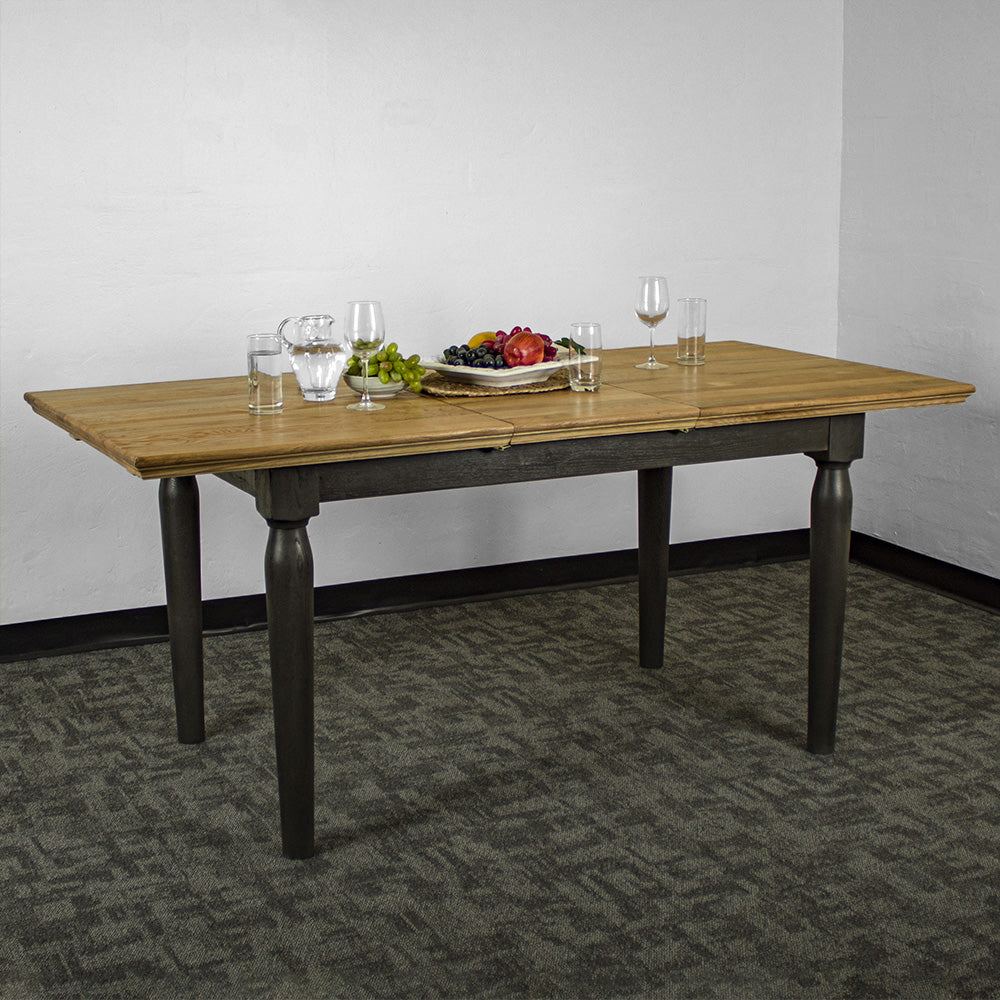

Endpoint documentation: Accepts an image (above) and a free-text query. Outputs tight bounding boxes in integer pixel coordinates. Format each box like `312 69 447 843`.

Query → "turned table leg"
638 466 673 671
265 517 315 859
159 476 205 745
805 414 864 754
807 458 854 754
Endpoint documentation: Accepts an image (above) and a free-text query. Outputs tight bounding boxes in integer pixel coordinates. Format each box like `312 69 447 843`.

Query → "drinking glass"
344 300 386 412
634 276 670 370
247 334 283 413
567 322 602 392
676 297 707 365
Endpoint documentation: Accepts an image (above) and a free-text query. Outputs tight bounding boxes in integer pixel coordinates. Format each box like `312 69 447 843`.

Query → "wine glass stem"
648 327 657 365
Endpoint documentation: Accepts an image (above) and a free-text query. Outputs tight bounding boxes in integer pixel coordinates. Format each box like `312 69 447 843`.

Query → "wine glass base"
346 400 385 412
635 360 670 370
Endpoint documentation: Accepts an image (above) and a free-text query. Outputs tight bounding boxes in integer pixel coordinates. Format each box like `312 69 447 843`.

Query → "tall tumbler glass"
676 298 707 366
247 334 284 413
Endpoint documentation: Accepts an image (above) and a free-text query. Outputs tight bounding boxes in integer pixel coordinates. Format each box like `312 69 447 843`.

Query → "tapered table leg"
265 517 315 859
807 459 853 754
638 467 673 670
159 477 205 744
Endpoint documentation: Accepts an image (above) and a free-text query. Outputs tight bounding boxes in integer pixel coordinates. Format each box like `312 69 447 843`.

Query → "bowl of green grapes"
344 343 424 398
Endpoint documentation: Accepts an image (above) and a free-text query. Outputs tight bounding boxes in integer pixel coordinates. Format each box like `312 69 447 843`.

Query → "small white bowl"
344 374 408 398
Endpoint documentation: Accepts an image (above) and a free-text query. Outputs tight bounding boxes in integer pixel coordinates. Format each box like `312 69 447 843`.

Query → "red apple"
503 331 545 367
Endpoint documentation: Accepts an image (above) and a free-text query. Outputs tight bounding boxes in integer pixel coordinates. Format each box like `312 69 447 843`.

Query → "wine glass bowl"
634 276 670 370
344 300 386 412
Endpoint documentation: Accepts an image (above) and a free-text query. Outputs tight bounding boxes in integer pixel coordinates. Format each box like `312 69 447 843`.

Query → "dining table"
24 341 975 858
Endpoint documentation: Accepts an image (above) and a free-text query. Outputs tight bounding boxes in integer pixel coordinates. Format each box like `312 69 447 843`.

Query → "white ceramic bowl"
343 374 408 398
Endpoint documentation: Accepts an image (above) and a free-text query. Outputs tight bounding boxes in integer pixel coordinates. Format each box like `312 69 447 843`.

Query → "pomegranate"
503 331 545 367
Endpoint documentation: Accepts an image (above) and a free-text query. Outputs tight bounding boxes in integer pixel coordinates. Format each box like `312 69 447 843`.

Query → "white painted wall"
840 0 1000 578
0 0 844 625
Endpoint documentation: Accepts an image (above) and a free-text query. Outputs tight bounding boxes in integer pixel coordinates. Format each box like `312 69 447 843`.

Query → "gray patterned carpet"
2 562 999 999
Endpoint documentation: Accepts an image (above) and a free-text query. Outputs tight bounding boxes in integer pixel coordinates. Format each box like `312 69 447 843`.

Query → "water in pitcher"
289 342 348 401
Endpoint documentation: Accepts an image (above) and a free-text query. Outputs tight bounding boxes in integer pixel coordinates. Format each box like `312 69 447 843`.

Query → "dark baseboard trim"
3 528 995 663
1 529 808 663
850 532 1000 616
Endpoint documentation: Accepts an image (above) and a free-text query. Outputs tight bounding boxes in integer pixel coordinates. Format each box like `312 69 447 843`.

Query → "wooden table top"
24 342 975 480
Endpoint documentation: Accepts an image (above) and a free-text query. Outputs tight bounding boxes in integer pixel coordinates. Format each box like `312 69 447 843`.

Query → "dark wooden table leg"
265 517 315 859
638 466 673 670
807 458 854 754
805 413 864 755
158 476 205 744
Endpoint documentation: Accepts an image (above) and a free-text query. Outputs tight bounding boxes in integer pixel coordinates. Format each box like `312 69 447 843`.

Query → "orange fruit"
468 332 494 349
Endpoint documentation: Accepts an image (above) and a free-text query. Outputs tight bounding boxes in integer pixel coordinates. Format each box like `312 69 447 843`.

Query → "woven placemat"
421 368 570 397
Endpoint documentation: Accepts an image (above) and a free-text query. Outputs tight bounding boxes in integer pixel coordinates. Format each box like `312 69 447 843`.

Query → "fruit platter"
421 327 571 388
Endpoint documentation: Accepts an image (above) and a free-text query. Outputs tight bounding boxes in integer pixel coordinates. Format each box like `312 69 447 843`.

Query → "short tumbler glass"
567 322 602 392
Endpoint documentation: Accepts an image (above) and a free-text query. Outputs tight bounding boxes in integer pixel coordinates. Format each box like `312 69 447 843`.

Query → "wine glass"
634 276 670 370
344 300 386 412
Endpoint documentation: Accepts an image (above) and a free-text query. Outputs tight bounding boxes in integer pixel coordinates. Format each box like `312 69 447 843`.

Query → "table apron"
216 416 855 513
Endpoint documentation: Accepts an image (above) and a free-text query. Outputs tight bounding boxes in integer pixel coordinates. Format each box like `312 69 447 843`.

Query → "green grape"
345 345 424 392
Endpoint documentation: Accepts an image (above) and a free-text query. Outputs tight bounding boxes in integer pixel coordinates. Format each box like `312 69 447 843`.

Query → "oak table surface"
25 342 974 478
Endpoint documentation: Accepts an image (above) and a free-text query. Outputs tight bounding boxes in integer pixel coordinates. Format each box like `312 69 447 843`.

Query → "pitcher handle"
277 316 298 343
